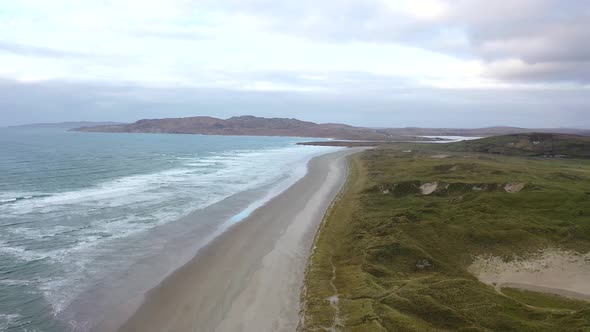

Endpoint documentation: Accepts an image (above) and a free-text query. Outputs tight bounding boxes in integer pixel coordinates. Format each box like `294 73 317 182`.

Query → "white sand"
420 182 438 195
430 154 450 159
504 182 525 193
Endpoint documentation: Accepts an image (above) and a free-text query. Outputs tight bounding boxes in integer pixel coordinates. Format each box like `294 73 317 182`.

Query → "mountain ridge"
376 126 590 137
7 121 125 129
72 115 590 140
73 115 396 140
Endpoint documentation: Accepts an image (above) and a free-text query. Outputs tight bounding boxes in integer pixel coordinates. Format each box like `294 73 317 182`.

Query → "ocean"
0 128 339 331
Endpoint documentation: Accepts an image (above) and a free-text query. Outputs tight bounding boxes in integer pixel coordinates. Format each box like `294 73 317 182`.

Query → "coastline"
114 147 365 332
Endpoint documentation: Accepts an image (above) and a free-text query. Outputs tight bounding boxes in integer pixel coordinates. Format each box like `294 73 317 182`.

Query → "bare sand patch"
504 182 525 193
430 154 450 159
469 249 590 302
420 182 438 195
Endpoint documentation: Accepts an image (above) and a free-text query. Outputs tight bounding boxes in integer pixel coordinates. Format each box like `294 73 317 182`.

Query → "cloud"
484 59 590 83
201 0 590 83
1 78 588 128
0 40 96 59
0 1 587 129
0 0 588 89
133 25 211 41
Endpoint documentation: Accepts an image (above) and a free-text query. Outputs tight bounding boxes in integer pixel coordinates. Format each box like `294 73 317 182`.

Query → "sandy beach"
115 148 364 332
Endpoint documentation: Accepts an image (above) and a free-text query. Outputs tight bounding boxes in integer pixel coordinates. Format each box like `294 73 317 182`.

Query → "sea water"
0 128 339 331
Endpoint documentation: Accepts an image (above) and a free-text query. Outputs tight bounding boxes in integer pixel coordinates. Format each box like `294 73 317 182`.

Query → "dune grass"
444 133 590 158
301 145 590 331
501 288 589 312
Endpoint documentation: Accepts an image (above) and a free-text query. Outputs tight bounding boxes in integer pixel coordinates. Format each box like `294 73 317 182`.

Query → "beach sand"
116 148 364 332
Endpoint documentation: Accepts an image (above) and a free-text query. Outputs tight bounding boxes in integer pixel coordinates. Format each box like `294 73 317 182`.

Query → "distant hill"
9 121 124 130
376 126 590 137
445 133 590 158
72 116 590 141
73 116 405 141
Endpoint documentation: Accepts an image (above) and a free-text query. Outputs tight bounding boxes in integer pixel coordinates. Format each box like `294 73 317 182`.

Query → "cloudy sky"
1 0 589 127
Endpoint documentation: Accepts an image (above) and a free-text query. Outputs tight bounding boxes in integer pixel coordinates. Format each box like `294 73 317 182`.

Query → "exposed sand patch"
420 182 438 195
472 184 485 191
504 182 525 193
430 154 450 159
469 249 590 302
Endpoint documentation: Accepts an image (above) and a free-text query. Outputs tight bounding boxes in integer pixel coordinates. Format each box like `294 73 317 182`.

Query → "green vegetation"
445 133 590 158
501 288 589 312
302 141 590 331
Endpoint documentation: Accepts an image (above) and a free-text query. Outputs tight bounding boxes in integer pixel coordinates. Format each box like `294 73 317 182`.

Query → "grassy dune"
302 144 590 331
501 288 589 312
445 133 590 158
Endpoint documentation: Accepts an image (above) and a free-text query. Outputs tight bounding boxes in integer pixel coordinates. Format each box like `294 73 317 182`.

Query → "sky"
1 0 589 128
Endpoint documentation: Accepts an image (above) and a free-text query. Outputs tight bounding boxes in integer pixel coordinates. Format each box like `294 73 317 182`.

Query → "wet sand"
117 148 364 332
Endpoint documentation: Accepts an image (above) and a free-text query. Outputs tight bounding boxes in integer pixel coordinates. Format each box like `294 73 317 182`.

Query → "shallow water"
0 128 338 331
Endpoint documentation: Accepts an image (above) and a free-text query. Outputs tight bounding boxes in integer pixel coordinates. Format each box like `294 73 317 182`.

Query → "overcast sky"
1 0 589 127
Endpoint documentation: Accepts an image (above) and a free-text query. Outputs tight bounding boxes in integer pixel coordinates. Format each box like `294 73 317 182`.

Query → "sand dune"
469 249 590 301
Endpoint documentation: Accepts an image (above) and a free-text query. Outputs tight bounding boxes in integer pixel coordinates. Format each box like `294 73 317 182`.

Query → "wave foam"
0 141 340 319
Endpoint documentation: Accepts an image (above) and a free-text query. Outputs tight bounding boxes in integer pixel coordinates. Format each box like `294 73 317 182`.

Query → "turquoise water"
0 128 338 331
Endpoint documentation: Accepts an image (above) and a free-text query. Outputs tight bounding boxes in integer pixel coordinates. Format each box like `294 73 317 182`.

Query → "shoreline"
114 148 365 332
